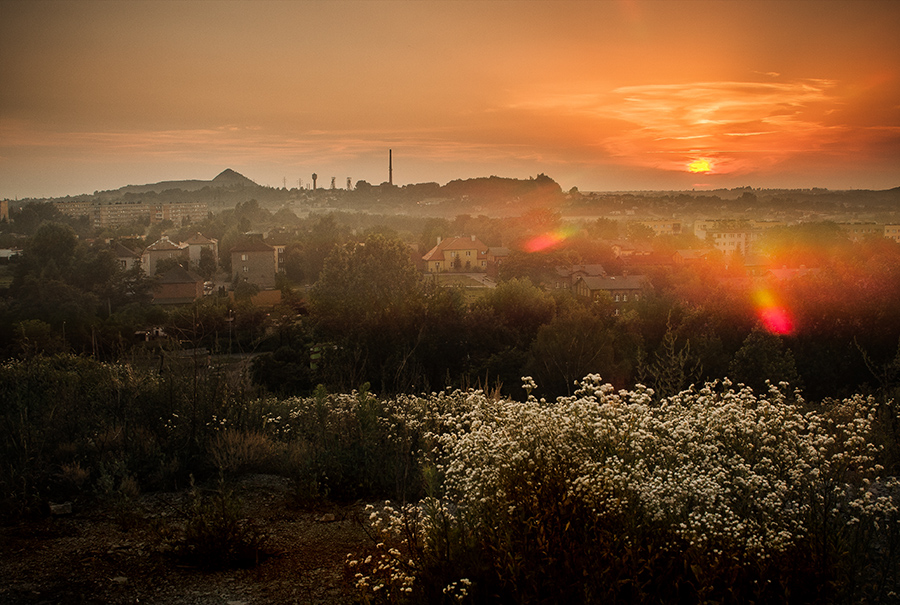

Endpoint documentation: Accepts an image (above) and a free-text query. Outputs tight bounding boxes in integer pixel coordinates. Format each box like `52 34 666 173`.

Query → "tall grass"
2 355 897 601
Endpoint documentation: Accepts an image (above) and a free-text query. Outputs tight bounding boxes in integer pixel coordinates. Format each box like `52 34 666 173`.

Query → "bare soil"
0 476 370 604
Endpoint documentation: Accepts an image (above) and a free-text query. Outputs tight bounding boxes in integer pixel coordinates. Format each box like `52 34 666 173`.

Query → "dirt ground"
0 476 371 605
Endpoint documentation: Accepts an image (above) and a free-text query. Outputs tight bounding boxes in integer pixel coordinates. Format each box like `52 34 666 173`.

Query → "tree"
728 326 801 393
626 222 656 242
529 306 616 397
309 233 425 392
154 256 187 275
197 246 217 280
23 222 78 272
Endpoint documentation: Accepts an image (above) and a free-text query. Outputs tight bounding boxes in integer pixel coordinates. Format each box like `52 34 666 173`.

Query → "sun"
688 159 711 173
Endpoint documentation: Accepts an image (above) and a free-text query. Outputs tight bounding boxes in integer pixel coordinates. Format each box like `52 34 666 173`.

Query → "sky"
1 0 899 199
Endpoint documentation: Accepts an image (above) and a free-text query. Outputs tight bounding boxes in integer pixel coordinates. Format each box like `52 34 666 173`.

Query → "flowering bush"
351 376 899 603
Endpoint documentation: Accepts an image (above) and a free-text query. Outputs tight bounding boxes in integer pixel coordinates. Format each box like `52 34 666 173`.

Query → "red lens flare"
523 226 578 253
752 288 794 335
524 233 563 253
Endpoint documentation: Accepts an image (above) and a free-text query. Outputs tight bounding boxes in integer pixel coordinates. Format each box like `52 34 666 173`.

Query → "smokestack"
389 149 393 186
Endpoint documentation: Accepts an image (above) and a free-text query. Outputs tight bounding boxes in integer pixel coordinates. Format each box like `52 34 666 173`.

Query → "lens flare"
752 288 794 335
524 226 578 253
525 233 562 252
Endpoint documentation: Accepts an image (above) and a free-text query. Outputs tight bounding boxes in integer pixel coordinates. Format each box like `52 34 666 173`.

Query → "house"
606 239 653 259
672 249 710 265
182 232 218 270
837 222 881 242
152 266 204 305
885 224 900 243
552 264 607 290
694 220 760 257
765 265 820 281
142 236 188 275
573 274 650 304
422 235 489 272
113 242 141 271
640 220 682 236
485 246 509 278
231 237 277 289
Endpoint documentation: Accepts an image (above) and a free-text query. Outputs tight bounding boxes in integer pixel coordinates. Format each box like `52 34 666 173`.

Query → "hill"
116 169 258 195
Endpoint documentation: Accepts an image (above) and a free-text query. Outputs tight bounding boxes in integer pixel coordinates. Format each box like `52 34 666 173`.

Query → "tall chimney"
389 149 393 186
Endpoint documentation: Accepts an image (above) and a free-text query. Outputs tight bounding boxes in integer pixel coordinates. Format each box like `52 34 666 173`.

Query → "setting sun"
688 159 712 173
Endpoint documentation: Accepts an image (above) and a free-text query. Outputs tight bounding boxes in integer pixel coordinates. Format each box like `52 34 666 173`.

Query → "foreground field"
2 356 898 603
0 475 365 605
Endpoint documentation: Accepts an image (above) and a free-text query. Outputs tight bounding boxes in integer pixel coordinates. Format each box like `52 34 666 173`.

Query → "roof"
674 249 708 261
567 264 607 276
183 232 217 245
576 274 649 291
230 237 275 253
144 236 185 252
156 266 203 284
113 242 140 258
766 266 819 281
422 236 489 262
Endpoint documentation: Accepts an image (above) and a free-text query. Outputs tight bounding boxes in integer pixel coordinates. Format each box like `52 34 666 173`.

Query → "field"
2 355 897 604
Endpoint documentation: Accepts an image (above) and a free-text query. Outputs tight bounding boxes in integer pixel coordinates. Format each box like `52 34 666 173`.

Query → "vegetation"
1 356 897 600
2 180 900 599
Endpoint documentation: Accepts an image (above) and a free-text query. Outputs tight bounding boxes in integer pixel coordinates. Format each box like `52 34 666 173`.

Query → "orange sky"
1 0 899 199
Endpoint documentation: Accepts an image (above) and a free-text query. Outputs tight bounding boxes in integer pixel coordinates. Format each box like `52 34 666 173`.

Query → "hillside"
115 169 259 195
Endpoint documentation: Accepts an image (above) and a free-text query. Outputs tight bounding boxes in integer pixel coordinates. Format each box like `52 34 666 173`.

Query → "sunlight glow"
688 159 712 173
524 226 578 253
752 288 794 335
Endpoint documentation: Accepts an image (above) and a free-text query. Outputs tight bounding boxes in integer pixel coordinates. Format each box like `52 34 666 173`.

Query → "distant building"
152 266 204 305
113 242 141 271
54 199 207 228
422 235 489 272
837 222 881 242
231 237 277 289
673 249 710 265
607 240 653 259
573 274 651 304
142 236 188 275
151 201 208 225
553 264 607 290
485 246 509 278
694 220 759 257
182 232 218 270
640 220 681 236
885 224 900 243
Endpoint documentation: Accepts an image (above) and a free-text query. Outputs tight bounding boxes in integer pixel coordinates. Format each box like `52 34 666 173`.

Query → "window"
241 253 248 261
242 266 248 273
466 251 471 256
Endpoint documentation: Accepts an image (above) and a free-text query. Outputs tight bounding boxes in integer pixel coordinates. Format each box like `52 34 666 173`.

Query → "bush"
173 475 269 570
351 377 900 604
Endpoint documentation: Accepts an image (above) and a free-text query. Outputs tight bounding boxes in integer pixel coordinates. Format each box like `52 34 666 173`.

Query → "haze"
1 0 899 199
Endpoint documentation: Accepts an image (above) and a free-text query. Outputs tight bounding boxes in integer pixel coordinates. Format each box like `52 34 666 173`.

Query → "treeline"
253 230 900 405
3 205 900 406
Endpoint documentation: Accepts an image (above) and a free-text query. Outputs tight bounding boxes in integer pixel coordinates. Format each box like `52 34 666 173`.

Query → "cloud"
509 79 860 176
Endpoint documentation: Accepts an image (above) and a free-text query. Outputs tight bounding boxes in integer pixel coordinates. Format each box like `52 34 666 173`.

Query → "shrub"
351 377 900 604
173 475 269 570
